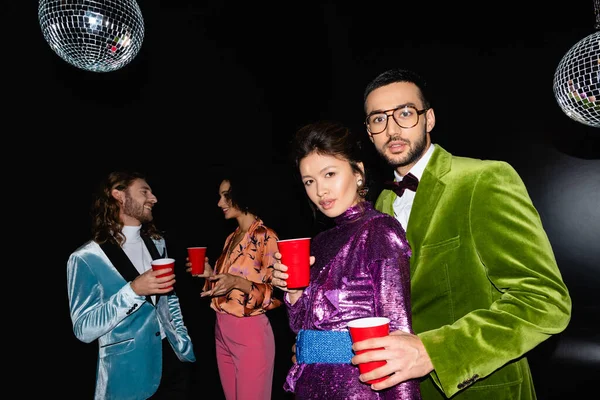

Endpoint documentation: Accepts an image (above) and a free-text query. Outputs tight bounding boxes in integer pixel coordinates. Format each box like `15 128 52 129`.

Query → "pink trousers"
215 312 275 400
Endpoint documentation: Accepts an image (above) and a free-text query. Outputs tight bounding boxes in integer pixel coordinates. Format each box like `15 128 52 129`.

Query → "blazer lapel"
100 239 155 305
407 145 452 275
142 235 169 301
100 240 142 284
142 235 163 260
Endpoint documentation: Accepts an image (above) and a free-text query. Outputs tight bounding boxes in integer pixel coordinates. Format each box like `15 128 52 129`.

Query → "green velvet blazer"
375 145 571 399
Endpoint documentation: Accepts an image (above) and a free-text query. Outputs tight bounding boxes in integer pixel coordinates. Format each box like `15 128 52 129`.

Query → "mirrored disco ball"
38 0 144 73
553 31 600 128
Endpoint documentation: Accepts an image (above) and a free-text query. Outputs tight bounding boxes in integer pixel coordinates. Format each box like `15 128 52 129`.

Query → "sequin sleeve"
363 214 414 334
284 286 310 334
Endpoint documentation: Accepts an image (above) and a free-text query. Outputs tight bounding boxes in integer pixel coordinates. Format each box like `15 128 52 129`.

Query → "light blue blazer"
67 236 196 400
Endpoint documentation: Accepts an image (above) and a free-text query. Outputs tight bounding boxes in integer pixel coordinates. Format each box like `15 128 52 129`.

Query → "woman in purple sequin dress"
276 121 421 399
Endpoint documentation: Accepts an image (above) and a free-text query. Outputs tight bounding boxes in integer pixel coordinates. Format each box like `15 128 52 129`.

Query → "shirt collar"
122 225 142 243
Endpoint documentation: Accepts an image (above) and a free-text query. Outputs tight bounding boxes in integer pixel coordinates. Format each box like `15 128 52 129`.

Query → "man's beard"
378 129 427 170
123 190 153 223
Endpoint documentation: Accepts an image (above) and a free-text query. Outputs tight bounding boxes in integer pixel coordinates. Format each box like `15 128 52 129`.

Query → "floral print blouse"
205 217 282 317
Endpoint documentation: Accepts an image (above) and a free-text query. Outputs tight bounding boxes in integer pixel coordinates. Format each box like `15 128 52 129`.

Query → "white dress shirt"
392 143 436 231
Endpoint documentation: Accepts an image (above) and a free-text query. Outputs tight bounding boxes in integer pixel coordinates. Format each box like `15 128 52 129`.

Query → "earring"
357 179 368 198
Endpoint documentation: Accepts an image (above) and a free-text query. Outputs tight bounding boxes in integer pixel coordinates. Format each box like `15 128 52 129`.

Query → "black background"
9 1 600 399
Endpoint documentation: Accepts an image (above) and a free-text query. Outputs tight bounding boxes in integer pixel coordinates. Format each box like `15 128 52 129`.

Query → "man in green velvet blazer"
350 68 572 399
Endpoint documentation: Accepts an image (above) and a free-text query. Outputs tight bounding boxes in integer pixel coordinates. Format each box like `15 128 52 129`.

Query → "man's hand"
130 268 175 295
351 330 434 390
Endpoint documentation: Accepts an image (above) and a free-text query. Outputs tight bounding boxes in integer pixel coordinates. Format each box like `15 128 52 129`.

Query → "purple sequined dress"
284 201 421 399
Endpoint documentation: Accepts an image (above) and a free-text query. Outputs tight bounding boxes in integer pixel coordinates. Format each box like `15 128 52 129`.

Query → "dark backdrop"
10 1 599 399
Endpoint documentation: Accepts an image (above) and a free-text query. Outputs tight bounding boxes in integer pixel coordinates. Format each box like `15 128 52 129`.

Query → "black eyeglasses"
365 105 429 134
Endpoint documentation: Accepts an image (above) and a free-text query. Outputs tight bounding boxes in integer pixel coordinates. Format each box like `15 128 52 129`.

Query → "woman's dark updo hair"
290 120 368 218
291 120 365 178
220 167 264 219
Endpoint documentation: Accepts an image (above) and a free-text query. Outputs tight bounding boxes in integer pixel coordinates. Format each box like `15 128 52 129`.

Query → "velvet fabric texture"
375 145 571 399
284 201 421 399
67 238 196 400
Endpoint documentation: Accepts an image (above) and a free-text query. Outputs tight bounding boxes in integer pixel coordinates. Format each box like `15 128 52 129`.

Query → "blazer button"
155 332 161 336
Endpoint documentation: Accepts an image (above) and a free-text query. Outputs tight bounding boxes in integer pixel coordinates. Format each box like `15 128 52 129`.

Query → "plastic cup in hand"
347 317 390 384
187 247 207 275
151 258 175 288
277 237 310 289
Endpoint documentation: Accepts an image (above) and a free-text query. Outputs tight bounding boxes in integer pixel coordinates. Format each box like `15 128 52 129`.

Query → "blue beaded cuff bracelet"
296 329 353 364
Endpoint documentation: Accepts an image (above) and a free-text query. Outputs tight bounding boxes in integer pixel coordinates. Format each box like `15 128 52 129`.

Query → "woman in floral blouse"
187 172 282 400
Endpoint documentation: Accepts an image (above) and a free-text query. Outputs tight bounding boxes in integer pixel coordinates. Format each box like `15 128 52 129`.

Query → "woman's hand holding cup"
185 256 213 278
273 251 315 304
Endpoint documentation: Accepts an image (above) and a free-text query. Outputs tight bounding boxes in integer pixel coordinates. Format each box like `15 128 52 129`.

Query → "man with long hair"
67 171 195 400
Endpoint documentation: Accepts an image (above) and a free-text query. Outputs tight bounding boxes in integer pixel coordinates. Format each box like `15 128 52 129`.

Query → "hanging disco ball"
38 0 145 73
553 31 600 128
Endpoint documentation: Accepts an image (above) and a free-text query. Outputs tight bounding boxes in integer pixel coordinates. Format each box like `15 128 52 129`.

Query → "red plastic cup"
187 247 207 275
277 237 310 289
347 317 390 384
151 258 175 288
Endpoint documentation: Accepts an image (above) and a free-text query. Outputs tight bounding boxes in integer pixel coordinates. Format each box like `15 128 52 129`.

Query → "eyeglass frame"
364 105 429 134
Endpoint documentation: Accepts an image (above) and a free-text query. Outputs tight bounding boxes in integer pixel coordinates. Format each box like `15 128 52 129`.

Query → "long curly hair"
91 171 162 246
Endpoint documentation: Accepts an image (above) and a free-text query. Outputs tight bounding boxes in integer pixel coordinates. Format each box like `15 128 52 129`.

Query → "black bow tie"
383 173 419 197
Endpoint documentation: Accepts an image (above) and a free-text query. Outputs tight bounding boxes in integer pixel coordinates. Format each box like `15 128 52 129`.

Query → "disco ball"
38 0 145 73
553 31 600 128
